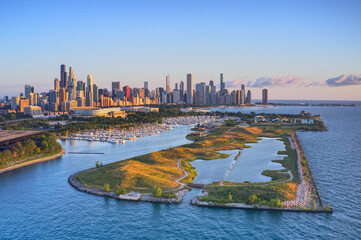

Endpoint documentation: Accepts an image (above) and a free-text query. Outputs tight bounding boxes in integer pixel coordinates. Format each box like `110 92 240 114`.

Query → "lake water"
192 138 287 184
0 103 360 239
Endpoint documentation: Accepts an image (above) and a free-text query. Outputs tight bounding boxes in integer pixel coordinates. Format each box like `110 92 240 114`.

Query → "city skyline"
1 0 361 100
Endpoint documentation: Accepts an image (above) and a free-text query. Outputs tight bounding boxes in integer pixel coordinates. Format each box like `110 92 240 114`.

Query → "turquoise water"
192 138 287 184
0 105 360 239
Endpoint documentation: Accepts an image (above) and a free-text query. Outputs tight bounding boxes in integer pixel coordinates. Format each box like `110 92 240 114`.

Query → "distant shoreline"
0 148 66 174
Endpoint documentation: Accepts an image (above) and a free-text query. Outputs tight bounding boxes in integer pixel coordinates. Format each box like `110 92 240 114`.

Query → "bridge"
0 130 45 147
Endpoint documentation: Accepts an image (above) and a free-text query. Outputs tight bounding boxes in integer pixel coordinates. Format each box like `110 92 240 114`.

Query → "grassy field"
77 123 300 195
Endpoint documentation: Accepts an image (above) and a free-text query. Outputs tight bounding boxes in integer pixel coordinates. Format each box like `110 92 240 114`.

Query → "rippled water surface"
0 105 360 239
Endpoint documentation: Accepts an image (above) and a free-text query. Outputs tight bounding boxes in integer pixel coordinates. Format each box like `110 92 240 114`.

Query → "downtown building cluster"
8 64 269 115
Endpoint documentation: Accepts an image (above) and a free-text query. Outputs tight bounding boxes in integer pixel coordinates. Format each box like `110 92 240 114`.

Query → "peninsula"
70 111 332 212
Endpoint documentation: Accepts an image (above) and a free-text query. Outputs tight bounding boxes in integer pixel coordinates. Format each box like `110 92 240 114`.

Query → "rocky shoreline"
190 196 333 213
68 170 188 204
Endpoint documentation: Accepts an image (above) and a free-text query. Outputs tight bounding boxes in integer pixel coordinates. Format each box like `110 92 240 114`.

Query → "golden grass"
78 125 290 192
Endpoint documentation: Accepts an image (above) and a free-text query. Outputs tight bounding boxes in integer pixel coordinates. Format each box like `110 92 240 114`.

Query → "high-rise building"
19 98 29 113
86 75 94 107
49 90 59 105
144 81 149 90
123 86 131 99
11 96 20 110
246 90 251 104
220 73 225 94
235 90 241 105
240 89 245 104
205 85 211 105
25 85 34 99
54 78 60 91
262 89 268 105
241 84 246 101
210 80 214 86
93 84 99 106
195 82 206 105
60 64 68 89
68 67 76 100
59 88 67 104
112 82 121 96
186 74 193 104
166 75 171 93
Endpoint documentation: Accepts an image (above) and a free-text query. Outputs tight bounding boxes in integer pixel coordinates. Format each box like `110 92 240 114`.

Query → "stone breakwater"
68 171 187 204
190 196 332 213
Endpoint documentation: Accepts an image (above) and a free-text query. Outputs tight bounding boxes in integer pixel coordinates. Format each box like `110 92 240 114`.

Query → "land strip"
0 148 66 174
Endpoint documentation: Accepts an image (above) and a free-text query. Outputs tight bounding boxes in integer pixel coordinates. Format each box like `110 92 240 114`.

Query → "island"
69 111 332 213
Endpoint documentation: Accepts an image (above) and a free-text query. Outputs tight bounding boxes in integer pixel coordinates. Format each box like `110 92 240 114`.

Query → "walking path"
283 134 312 208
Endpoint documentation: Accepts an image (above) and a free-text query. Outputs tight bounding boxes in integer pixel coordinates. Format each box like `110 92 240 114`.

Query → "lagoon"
192 137 287 184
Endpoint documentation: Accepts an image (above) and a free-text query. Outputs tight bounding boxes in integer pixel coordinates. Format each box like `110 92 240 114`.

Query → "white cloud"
247 75 304 88
326 74 361 87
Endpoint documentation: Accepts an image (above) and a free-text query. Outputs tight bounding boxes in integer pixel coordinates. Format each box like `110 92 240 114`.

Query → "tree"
228 192 233 201
95 161 100 168
152 187 162 197
248 194 258 204
34 147 41 155
104 183 110 192
40 140 49 151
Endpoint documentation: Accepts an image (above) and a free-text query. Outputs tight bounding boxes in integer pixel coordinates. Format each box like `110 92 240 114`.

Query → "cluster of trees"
0 133 62 167
0 113 32 122
1 118 51 130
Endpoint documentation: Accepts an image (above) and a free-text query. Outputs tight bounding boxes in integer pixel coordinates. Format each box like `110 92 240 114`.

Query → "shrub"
115 187 127 195
228 192 233 201
95 161 100 168
248 194 258 204
152 187 162 197
325 204 331 211
104 183 111 192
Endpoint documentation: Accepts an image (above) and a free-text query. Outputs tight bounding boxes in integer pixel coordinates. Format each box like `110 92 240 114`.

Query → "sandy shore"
0 148 66 174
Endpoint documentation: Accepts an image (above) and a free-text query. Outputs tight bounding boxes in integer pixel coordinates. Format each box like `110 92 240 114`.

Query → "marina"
61 116 220 144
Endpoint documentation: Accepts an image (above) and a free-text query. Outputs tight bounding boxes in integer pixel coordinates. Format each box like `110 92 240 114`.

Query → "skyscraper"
220 73 225 94
54 78 60 91
186 74 193 104
241 84 246 101
123 86 131 99
144 81 149 97
166 75 171 93
93 84 99 106
112 82 121 96
195 82 206 105
246 90 252 104
60 64 68 89
262 89 268 105
86 75 94 107
68 67 76 100
240 89 245 104
25 85 34 99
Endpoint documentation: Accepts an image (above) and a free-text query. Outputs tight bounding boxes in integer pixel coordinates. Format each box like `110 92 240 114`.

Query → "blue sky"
1 0 361 100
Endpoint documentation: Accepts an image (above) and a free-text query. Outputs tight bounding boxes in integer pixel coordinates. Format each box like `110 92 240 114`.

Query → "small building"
24 105 42 116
